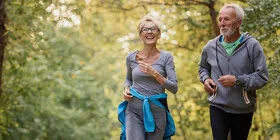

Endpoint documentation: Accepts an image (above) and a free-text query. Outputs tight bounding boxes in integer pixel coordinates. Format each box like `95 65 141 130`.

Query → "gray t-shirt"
124 50 178 109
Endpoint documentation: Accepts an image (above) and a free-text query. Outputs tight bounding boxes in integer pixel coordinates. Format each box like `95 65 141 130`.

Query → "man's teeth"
146 36 154 39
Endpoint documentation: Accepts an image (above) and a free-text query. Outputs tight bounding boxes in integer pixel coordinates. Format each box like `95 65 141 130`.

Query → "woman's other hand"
123 86 133 101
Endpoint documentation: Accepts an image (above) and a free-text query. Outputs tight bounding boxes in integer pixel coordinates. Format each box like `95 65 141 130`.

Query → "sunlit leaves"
1 0 280 139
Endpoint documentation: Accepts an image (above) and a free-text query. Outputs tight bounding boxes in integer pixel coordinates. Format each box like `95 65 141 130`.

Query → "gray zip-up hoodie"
199 33 268 113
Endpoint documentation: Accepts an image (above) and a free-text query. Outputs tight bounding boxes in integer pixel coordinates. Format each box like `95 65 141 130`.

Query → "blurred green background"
0 0 279 139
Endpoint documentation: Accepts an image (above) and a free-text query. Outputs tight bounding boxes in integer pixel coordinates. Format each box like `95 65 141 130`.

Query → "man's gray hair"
222 4 244 20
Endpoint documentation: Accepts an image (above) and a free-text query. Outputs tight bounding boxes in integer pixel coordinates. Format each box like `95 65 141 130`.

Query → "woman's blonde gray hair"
137 15 161 34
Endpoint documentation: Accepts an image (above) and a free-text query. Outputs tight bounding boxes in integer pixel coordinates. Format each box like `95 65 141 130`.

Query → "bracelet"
152 71 157 77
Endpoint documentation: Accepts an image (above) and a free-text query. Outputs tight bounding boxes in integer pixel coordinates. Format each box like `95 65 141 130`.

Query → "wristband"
234 75 241 86
152 71 157 77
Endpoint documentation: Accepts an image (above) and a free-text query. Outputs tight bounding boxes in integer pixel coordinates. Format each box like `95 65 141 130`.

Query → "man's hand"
218 75 235 87
123 87 133 101
204 79 217 94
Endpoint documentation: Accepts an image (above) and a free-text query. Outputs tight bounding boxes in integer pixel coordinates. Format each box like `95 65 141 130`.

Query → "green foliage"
2 0 113 139
242 0 280 139
0 0 279 139
268 112 280 136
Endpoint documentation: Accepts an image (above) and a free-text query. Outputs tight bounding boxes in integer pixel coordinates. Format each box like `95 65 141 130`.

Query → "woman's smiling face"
139 21 160 45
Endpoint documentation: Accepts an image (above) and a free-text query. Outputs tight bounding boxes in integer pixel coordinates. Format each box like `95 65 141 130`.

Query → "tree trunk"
0 0 7 96
208 0 220 37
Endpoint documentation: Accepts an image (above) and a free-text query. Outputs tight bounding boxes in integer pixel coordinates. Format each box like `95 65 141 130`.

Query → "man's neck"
224 32 241 43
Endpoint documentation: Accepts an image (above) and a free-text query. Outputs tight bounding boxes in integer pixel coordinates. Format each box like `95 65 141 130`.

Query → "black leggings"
210 106 253 140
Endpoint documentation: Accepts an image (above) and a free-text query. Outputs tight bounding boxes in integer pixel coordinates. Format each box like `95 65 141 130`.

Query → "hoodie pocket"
243 89 251 104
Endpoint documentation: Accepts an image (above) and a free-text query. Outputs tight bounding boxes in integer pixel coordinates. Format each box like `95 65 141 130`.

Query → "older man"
199 4 268 140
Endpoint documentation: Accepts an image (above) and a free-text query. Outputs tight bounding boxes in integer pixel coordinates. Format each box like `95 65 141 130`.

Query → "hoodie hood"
215 32 253 45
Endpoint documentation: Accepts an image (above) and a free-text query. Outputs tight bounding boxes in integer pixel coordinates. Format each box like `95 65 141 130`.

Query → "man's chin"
221 32 227 36
221 32 233 37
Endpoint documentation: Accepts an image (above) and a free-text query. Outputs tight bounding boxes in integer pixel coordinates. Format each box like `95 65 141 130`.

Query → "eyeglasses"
141 27 158 33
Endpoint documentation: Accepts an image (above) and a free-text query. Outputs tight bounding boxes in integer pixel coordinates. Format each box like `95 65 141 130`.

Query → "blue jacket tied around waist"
118 87 175 140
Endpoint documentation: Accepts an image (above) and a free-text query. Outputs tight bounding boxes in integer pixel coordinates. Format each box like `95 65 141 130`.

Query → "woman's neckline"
135 50 162 65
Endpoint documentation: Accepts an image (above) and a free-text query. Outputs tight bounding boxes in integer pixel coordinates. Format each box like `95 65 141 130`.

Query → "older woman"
118 15 178 140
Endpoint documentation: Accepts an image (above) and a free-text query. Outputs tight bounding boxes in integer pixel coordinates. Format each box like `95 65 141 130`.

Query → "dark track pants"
210 106 254 140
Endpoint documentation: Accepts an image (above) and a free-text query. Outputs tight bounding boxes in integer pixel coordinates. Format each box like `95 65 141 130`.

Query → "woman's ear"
157 34 161 39
139 34 143 41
